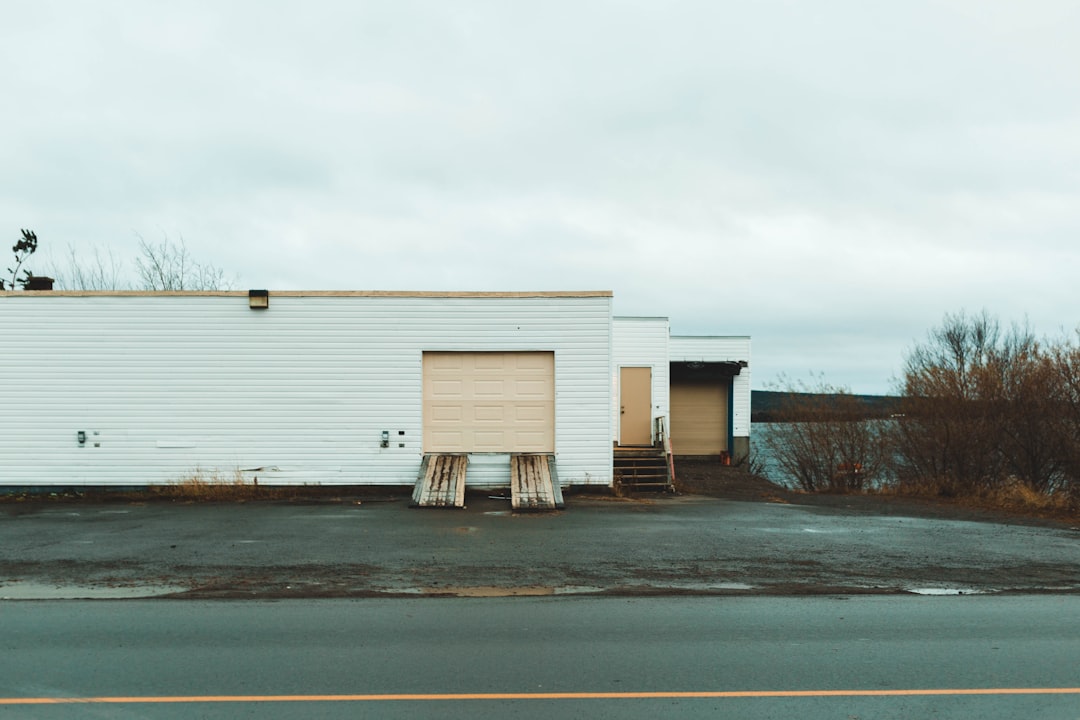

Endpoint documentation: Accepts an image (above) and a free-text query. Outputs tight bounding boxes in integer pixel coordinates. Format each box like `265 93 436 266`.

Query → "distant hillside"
752 390 902 422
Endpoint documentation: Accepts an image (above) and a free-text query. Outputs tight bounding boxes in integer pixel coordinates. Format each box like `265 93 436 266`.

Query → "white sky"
5 1 1079 394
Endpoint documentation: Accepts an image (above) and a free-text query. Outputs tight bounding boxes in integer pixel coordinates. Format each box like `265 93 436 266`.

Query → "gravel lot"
3 479 1078 599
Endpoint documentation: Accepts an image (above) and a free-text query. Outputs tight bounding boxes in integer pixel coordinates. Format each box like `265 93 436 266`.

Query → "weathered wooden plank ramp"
412 454 468 508
510 454 563 512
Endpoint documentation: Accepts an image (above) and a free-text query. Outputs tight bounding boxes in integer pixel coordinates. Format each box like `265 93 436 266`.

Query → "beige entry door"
619 366 652 446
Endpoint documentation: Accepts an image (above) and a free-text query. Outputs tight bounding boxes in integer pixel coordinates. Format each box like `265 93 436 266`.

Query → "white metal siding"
0 293 613 488
669 335 751 438
612 317 670 444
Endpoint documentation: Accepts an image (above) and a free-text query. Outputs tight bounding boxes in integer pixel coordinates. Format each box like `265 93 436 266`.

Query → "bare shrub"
895 311 1079 499
894 310 1004 495
988 333 1067 494
759 376 892 493
1047 333 1080 501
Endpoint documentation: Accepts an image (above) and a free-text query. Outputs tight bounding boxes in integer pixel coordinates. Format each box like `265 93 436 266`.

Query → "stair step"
613 443 674 493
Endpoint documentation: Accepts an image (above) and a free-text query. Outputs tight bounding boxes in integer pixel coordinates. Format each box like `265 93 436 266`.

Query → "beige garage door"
423 352 555 453
670 379 729 455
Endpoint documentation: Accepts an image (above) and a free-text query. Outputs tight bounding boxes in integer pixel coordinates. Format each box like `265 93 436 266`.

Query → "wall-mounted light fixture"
248 289 269 309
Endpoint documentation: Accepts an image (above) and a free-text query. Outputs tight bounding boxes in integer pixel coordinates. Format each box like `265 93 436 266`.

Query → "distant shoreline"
752 390 902 423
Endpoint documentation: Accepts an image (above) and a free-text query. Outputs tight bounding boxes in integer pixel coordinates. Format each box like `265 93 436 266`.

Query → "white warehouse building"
0 290 750 507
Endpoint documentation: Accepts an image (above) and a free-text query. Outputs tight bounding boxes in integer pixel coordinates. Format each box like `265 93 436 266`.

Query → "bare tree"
42 234 236 292
48 244 128 291
134 234 235 291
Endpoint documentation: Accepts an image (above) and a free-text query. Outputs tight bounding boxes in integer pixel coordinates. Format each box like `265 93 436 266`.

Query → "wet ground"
2 489 1078 599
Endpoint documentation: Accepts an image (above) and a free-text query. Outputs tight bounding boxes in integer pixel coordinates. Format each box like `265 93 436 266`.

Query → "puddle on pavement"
1 582 189 600
620 582 759 592
754 527 851 534
389 585 605 597
384 583 759 597
906 587 990 596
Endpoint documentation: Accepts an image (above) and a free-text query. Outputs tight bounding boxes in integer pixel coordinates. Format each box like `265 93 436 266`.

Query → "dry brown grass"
974 480 1078 516
151 468 279 501
878 477 1079 521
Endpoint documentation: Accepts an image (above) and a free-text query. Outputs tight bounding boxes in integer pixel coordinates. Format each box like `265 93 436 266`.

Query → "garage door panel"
513 431 548 450
472 405 506 421
670 380 728 455
514 354 549 370
514 379 549 398
474 431 508 451
429 354 464 370
430 405 464 421
430 381 464 399
473 355 507 370
424 352 554 453
429 430 465 448
474 380 507 397
514 404 550 422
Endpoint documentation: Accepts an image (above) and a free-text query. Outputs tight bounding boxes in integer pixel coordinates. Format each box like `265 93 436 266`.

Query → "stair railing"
654 416 676 487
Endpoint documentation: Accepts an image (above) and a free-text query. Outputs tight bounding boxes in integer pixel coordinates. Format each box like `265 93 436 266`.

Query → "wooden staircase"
613 447 673 492
613 418 676 493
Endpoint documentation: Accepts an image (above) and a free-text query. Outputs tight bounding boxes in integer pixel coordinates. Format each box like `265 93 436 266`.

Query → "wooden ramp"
510 454 563 512
412 454 468 508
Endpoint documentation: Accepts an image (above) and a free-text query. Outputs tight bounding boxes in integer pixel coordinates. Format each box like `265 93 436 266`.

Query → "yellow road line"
3 689 1080 704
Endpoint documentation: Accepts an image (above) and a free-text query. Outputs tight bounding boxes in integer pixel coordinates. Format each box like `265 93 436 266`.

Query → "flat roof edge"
0 290 614 299
670 334 751 340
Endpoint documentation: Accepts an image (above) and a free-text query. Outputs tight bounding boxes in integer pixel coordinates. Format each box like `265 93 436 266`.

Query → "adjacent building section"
610 319 752 482
612 317 670 447
669 335 752 462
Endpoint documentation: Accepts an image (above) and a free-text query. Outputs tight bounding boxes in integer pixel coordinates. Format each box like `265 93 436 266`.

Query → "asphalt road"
2 494 1078 598
2 596 1079 719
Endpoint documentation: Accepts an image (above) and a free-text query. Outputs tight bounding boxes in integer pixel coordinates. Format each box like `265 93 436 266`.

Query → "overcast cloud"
5 1 1079 394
